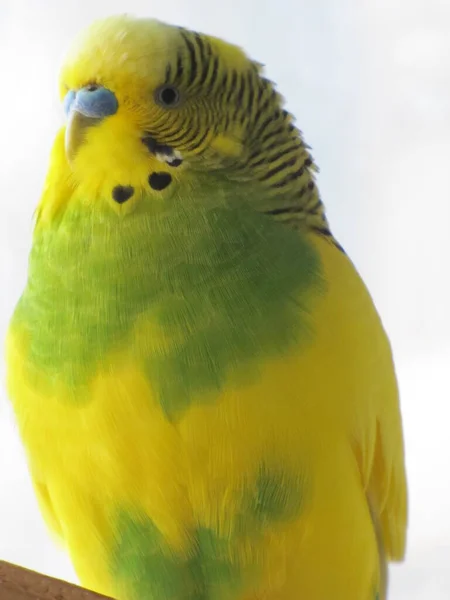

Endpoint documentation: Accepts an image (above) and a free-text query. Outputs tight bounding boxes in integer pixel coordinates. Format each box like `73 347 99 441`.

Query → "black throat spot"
112 185 135 204
149 172 172 191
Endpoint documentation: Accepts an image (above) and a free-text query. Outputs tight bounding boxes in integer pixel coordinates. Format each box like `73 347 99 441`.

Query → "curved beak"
64 85 118 162
65 111 104 162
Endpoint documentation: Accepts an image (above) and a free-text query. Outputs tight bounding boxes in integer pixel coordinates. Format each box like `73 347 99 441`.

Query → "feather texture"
6 14 407 600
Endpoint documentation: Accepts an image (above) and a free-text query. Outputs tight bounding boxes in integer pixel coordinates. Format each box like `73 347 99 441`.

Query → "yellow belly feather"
6 236 405 599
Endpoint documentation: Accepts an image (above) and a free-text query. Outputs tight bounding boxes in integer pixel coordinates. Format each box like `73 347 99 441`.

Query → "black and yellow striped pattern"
144 27 341 249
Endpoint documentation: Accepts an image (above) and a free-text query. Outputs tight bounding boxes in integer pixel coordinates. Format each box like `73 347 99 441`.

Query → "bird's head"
39 14 319 224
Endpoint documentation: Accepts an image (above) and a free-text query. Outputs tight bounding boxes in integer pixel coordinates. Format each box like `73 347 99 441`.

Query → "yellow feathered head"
39 15 319 226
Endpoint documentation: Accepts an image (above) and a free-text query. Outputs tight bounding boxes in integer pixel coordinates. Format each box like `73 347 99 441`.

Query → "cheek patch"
141 136 183 168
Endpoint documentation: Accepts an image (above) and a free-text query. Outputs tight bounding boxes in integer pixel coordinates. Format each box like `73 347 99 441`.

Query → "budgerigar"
5 15 407 600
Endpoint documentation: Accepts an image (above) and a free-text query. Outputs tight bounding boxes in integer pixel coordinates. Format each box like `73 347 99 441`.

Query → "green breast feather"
12 174 324 418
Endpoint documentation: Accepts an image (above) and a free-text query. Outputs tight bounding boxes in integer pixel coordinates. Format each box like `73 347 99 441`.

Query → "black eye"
155 85 181 108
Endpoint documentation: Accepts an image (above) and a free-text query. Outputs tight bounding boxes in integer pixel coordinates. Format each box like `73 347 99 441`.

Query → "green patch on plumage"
110 510 253 600
110 466 305 599
111 511 187 600
251 465 306 523
233 465 307 540
189 527 248 600
12 173 324 415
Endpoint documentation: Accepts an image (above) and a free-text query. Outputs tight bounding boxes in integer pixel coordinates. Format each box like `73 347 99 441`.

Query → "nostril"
72 85 118 118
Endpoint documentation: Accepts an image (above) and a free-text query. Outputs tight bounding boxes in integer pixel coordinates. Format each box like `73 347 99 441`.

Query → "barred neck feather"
237 72 330 237
142 26 336 244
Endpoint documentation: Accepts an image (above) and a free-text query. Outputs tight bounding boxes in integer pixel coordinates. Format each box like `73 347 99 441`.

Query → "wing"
314 234 408 563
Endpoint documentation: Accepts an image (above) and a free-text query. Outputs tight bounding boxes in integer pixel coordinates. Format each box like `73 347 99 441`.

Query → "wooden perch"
0 561 112 600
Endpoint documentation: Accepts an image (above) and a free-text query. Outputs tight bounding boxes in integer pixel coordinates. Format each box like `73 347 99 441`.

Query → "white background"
0 0 449 597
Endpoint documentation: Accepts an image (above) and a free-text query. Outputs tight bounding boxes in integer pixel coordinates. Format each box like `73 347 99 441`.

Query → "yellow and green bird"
5 15 407 600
